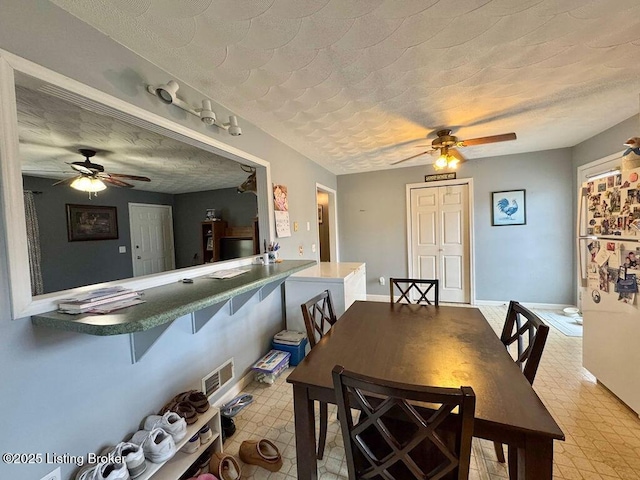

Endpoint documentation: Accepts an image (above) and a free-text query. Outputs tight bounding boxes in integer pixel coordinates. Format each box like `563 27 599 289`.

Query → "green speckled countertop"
31 260 315 336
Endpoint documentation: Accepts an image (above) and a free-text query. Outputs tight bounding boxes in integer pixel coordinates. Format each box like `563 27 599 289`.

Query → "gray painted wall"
173 188 258 268
23 175 175 293
338 148 574 304
0 2 335 479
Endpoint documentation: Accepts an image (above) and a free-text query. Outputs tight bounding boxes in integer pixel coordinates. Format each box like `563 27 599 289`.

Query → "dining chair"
300 290 338 459
332 365 475 480
390 278 439 305
494 301 550 476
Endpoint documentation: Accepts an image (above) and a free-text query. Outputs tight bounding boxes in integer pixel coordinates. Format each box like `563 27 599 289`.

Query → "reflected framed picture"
491 190 526 226
66 204 118 241
318 205 323 224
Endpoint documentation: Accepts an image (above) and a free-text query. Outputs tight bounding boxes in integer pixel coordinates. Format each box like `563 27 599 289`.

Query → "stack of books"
57 286 144 314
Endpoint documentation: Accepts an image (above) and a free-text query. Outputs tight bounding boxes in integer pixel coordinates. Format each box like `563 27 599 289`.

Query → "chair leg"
507 445 517 480
493 441 506 463
317 401 328 460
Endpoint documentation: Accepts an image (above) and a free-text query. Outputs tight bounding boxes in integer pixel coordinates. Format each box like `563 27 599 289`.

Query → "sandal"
209 452 242 480
176 390 210 414
160 400 198 425
221 394 253 417
239 439 282 472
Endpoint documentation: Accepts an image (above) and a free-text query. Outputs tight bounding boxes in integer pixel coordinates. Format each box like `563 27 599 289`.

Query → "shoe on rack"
101 442 146 479
239 439 282 472
209 452 242 480
182 433 200 454
76 461 130 480
160 400 198 425
130 427 176 463
175 390 210 414
144 411 187 442
221 394 253 417
199 425 213 445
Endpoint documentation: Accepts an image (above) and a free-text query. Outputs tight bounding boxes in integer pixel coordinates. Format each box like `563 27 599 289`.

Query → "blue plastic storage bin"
271 338 308 366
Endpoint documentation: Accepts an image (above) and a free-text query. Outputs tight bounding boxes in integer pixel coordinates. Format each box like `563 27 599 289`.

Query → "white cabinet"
137 407 222 480
285 262 366 333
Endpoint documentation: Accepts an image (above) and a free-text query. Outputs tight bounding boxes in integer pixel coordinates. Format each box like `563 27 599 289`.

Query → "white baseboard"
210 370 254 409
474 300 574 310
366 294 388 302
369 295 573 310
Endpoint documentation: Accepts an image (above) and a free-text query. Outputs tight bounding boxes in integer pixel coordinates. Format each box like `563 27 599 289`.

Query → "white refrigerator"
578 160 640 415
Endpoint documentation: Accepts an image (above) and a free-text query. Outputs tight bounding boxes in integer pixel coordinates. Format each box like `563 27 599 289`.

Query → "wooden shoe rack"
137 407 222 480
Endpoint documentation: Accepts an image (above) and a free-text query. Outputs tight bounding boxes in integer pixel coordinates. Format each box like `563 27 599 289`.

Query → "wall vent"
202 358 234 399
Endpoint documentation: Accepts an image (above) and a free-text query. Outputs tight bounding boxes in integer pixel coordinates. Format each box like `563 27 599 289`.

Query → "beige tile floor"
219 305 640 479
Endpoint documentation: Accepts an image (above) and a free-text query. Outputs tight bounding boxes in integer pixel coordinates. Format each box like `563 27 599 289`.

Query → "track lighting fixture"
146 80 242 136
199 100 216 126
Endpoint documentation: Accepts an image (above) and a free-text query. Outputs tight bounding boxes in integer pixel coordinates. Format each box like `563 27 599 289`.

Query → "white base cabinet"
285 262 366 334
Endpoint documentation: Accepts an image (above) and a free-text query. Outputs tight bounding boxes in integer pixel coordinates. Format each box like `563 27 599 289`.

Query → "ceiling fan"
392 129 517 170
52 149 151 195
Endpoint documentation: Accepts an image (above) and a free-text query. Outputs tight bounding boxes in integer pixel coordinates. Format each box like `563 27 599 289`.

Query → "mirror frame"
0 49 275 319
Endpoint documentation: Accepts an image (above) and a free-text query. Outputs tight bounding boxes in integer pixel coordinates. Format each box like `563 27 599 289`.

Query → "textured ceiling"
49 0 640 174
16 85 252 194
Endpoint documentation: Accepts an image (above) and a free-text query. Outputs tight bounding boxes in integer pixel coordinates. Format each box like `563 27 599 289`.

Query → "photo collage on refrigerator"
586 167 640 304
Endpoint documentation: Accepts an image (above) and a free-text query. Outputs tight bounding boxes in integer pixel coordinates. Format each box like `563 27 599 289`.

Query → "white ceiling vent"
202 358 234 399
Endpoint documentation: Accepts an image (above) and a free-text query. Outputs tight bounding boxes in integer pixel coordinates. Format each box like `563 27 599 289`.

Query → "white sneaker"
198 425 212 445
181 433 200 454
130 427 176 463
143 411 187 443
76 461 130 480
102 442 146 479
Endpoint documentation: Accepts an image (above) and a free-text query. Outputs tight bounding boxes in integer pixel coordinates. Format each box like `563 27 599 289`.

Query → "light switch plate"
118 246 127 253
311 244 316 253
40 467 61 480
293 222 299 232
306 222 310 231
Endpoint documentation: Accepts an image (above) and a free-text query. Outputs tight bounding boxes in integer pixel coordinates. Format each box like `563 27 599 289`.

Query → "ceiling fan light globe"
447 158 460 169
70 176 107 192
434 155 448 170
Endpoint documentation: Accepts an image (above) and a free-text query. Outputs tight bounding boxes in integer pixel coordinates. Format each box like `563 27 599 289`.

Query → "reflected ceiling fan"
392 129 517 170
52 149 151 197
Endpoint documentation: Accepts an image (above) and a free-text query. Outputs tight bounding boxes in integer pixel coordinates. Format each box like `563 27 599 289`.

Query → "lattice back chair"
390 278 439 306
332 365 475 480
301 289 338 348
300 289 338 460
493 301 550 471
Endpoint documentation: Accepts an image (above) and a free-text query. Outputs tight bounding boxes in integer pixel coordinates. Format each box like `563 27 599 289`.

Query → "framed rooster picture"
492 189 526 226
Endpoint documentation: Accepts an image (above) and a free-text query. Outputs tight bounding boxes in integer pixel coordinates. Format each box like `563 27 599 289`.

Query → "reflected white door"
129 203 175 277
410 185 470 303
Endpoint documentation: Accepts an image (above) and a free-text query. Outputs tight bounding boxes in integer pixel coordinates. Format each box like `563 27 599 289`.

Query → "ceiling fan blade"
391 151 431 165
102 177 134 188
52 176 79 187
105 173 151 182
69 163 93 175
459 132 516 147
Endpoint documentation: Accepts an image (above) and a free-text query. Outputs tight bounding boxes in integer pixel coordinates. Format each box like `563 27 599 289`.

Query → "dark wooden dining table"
286 301 564 479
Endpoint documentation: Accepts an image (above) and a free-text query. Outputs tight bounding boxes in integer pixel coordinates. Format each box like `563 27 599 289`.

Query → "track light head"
227 115 242 136
200 100 216 125
155 80 180 104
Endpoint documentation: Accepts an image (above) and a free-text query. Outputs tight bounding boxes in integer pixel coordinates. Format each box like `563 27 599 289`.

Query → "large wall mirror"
0 52 274 319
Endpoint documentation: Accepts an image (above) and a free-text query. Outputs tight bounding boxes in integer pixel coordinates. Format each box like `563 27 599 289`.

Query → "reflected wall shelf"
31 260 315 363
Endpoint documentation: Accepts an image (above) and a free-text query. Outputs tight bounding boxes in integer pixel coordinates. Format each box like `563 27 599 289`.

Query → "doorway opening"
316 183 338 262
